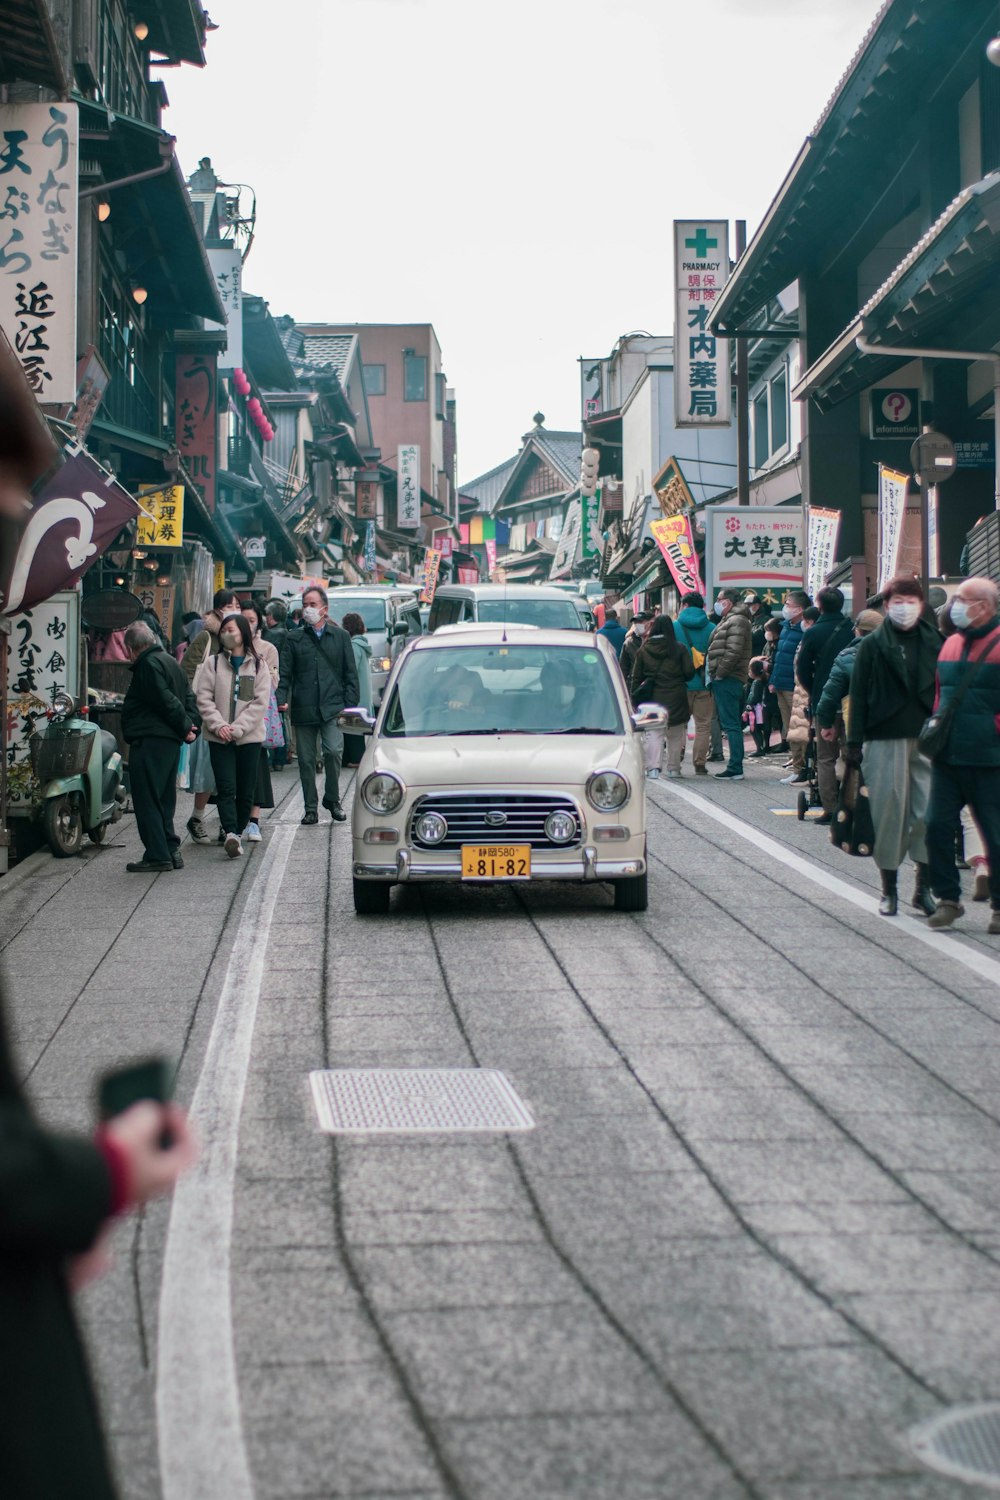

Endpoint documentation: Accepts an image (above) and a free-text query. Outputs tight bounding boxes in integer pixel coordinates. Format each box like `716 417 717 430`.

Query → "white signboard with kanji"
5 589 80 805
806 507 841 600
705 506 804 601
877 466 908 590
207 245 242 371
0 103 79 403
674 220 731 429
397 444 420 530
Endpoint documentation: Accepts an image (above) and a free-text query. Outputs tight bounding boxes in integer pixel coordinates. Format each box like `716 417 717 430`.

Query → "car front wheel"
613 867 648 912
353 878 391 915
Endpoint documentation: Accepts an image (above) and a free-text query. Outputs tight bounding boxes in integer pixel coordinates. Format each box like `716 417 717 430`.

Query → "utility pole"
735 220 750 506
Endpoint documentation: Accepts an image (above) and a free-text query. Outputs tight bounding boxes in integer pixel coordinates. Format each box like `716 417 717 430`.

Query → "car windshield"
381 644 623 737
329 597 387 632
475 599 583 629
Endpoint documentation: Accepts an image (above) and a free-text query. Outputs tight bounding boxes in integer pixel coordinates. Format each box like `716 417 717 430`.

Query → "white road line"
157 821 297 1500
662 782 1000 991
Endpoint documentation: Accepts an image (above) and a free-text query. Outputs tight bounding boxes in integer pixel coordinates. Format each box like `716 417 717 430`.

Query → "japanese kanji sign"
364 521 376 575
207 246 242 371
705 505 805 599
397 444 420 530
137 485 185 549
582 489 602 559
356 480 379 520
806 507 841 600
653 456 696 517
5 589 80 801
877 466 908 590
175 353 217 512
0 102 79 403
650 514 704 596
674 220 731 429
1 448 140 616
419 547 443 604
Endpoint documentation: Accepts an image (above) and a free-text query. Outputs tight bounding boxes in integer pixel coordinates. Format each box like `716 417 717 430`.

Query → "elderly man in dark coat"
121 621 201 873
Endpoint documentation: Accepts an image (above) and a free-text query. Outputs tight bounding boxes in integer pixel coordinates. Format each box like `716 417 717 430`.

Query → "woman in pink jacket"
195 613 270 858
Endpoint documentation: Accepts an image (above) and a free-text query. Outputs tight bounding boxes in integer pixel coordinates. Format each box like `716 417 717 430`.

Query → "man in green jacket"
847 576 941 916
707 591 753 781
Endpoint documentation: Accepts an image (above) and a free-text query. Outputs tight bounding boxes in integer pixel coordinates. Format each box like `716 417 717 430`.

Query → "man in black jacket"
121 621 201 873
278 586 360 825
795 586 854 822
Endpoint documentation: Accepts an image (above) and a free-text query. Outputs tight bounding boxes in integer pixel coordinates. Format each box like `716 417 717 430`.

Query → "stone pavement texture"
3 748 1000 1499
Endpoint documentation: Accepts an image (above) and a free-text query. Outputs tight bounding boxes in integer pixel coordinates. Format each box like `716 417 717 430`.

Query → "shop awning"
793 171 1000 413
0 0 68 91
143 0 208 66
79 104 225 324
623 556 665 603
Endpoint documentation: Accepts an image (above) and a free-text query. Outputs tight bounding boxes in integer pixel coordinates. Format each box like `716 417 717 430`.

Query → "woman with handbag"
195 613 270 858
630 616 694 779
241 602 281 842
846 577 941 915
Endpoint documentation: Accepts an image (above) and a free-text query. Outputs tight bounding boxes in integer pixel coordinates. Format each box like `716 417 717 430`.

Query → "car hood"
369 733 629 787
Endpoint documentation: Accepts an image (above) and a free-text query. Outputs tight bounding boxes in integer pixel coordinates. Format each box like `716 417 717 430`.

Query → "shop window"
363 363 385 396
770 369 788 454
404 353 427 402
435 371 447 419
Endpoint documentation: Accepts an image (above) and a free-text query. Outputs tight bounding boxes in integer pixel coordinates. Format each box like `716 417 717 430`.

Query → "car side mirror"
337 708 376 735
631 706 668 732
391 620 410 638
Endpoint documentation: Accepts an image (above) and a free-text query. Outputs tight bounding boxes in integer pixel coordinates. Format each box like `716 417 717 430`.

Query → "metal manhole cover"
910 1403 1000 1488
309 1068 535 1135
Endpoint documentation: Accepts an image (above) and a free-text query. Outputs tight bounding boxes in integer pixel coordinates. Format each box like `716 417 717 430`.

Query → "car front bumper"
353 845 646 883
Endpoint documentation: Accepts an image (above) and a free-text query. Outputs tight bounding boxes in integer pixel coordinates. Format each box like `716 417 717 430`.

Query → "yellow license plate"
461 844 531 880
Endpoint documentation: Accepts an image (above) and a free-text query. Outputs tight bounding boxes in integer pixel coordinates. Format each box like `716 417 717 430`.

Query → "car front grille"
409 792 582 850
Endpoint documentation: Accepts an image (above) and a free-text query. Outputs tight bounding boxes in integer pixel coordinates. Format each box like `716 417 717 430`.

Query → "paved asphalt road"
5 754 1000 1500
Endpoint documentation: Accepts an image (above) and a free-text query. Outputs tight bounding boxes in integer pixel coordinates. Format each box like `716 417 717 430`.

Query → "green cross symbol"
685 227 718 258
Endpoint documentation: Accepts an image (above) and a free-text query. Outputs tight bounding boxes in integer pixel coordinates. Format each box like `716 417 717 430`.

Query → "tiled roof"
459 456 519 514
533 430 582 487
300 333 355 379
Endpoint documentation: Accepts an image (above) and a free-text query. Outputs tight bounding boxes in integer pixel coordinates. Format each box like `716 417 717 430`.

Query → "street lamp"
987 36 1000 65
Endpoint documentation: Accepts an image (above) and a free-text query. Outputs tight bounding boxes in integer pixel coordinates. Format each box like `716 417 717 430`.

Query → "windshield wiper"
544 726 617 735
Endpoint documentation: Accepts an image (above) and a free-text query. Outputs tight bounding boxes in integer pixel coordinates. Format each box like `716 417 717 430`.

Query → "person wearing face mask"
277 587 359 826
630 616 695 778
769 590 811 783
195 613 270 858
706 589 753 780
925 578 1000 931
182 589 238 844
619 609 655 688
846 576 941 916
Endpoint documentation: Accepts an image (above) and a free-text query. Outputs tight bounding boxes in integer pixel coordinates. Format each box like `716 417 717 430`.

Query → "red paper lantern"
247 397 262 418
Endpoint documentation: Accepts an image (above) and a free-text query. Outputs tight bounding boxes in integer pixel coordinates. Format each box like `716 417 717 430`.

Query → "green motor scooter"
31 690 127 857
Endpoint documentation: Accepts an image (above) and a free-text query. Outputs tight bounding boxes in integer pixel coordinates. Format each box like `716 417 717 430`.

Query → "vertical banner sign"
437 535 453 559
484 537 497 576
6 590 80 803
650 515 704 595
397 445 420 529
674 220 731 428
207 246 243 371
551 501 582 578
806 507 841 599
928 487 939 579
705 506 804 601
137 485 185 548
356 480 379 520
175 353 217 512
213 560 226 593
877 466 908 590
582 488 601 558
364 520 376 575
419 547 442 604
0 103 79 403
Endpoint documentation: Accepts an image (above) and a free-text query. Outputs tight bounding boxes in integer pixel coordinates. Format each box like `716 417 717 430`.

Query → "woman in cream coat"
195 613 270 858
241 600 280 842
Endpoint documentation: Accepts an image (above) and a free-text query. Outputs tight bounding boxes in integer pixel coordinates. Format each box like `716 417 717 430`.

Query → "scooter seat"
99 728 119 762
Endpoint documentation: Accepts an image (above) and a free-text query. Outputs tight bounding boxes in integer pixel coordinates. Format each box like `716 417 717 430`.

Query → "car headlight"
414 810 448 845
362 772 405 814
544 810 577 844
378 657 392 672
586 770 629 811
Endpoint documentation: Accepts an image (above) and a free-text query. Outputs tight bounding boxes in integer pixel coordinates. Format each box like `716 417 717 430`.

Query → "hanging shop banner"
206 246 243 371
137 485 185 548
806 507 841 600
0 102 79 403
175 353 217 512
364 520 376 574
5 588 81 804
457 565 479 583
928 487 939 580
705 505 804 601
653 456 696 517
582 489 602 559
650 514 704 596
66 346 109 443
419 547 443 604
484 537 497 576
397 444 420 529
877 466 909 590
550 501 582 579
1 448 140 616
674 220 731 428
437 535 453 559
213 560 226 593
356 480 379 520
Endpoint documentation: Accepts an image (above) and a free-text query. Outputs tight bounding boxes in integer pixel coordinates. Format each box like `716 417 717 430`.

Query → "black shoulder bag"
918 629 1000 762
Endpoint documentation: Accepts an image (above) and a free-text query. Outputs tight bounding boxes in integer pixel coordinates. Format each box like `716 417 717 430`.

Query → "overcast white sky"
164 0 883 483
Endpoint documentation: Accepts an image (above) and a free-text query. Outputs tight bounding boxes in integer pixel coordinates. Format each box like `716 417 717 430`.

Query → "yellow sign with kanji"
137 485 185 548
214 560 226 593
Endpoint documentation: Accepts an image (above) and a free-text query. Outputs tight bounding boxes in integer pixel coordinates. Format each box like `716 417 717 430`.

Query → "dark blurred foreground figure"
0 375 196 1497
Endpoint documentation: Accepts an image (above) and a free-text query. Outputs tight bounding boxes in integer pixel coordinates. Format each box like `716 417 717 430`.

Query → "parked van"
427 583 588 634
325 586 422 704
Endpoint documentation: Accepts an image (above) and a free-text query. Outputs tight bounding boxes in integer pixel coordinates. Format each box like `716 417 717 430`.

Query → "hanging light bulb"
132 284 148 305
97 198 111 222
134 20 149 40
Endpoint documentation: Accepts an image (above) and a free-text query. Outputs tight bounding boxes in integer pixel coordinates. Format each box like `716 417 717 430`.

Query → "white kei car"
339 626 665 915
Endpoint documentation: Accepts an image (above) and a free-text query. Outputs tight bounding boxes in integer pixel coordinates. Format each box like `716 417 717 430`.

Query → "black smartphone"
97 1057 175 1146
